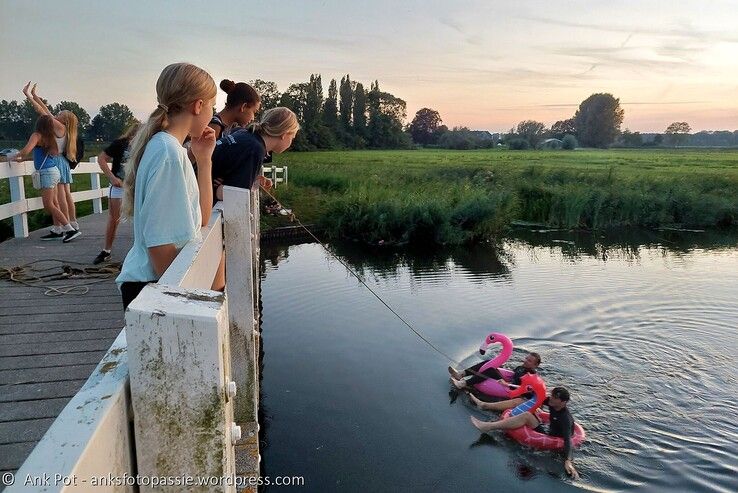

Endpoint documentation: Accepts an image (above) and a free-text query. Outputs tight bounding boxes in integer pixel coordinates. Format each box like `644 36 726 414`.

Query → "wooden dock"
0 213 132 476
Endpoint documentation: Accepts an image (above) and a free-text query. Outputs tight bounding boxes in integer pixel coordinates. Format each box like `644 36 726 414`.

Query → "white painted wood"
256 164 287 188
7 175 28 238
7 330 134 493
0 160 31 179
0 199 28 222
158 210 223 289
70 162 104 175
0 160 109 235
90 157 103 214
126 284 235 493
251 190 260 316
223 186 257 425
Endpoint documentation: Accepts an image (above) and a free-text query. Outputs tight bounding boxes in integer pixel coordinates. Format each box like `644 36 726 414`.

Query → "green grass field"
4 147 738 245
267 148 738 245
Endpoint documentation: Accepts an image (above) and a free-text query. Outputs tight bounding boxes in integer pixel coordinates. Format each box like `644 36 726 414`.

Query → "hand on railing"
257 175 273 191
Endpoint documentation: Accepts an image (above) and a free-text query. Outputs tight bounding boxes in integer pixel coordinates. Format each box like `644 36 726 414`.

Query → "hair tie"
157 103 169 113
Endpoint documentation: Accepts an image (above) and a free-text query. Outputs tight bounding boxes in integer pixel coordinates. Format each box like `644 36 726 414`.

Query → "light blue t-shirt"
117 131 201 285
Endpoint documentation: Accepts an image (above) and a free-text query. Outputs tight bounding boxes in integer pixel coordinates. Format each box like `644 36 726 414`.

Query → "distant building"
539 138 563 149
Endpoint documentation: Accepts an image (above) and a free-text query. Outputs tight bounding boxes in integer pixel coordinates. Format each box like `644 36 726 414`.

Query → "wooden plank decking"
0 213 132 477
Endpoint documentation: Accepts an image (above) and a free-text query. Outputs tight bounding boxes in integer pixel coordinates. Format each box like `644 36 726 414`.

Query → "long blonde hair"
122 62 216 218
56 110 78 161
248 107 299 137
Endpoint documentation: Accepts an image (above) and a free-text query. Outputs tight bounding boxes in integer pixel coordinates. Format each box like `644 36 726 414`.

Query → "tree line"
0 99 136 142
2 82 736 149
0 74 413 150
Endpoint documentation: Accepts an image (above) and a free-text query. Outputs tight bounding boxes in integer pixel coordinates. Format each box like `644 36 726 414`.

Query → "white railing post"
126 284 237 492
223 187 260 486
251 189 260 325
89 156 103 214
270 165 277 189
8 162 29 238
223 187 257 424
284 165 288 186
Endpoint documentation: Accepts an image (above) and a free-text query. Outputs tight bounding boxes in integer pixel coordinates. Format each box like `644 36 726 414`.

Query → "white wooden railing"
1 157 109 238
8 187 261 493
262 164 287 188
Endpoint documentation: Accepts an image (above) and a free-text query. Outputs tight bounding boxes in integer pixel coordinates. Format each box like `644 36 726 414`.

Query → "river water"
258 229 738 492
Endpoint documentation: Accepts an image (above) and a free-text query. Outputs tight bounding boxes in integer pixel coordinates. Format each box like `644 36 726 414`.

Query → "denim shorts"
56 156 73 184
109 185 124 200
38 166 61 189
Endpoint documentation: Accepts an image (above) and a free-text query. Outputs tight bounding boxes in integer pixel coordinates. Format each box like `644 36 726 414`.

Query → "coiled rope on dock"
0 259 121 296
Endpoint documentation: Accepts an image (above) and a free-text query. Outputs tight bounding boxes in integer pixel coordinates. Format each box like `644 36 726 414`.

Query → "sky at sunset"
2 0 737 132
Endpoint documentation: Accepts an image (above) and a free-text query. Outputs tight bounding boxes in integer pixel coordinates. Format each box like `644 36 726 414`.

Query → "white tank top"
55 134 66 155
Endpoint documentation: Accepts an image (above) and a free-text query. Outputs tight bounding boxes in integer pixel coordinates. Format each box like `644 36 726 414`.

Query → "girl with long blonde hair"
13 115 77 241
23 83 81 238
116 62 217 309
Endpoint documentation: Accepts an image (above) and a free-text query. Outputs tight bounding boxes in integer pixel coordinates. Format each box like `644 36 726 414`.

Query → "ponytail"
248 107 299 138
122 62 217 218
121 107 168 218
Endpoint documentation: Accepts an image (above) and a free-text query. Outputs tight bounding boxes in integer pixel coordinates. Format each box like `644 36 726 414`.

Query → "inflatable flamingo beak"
479 348 486 355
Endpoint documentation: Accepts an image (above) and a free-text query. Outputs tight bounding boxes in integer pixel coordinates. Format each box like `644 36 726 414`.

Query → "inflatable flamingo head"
509 373 547 401
479 332 513 356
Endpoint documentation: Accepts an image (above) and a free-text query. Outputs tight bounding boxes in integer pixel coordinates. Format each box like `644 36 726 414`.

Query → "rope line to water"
0 259 121 296
261 187 469 369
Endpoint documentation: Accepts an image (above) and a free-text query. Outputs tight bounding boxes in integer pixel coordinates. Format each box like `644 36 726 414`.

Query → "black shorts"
121 281 152 310
531 415 546 434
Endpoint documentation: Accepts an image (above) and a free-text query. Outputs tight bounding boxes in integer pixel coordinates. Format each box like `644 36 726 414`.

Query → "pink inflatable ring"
501 408 586 450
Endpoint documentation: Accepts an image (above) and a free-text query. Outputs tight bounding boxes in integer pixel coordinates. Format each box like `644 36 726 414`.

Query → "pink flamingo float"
472 332 516 398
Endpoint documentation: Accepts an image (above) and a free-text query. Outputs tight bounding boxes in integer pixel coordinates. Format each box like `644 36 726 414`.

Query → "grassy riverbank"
4 147 737 245
267 148 738 245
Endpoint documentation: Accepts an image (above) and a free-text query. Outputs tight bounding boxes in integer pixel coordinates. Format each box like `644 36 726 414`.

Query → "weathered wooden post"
222 186 260 487
8 160 29 238
127 284 237 492
89 156 103 214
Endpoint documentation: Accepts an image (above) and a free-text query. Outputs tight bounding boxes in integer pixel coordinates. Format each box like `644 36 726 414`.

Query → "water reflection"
259 228 738 493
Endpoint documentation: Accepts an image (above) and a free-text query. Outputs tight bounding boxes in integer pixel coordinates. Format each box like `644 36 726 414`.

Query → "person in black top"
211 107 299 202
449 352 541 391
470 387 580 479
209 79 261 140
207 107 299 292
93 123 139 264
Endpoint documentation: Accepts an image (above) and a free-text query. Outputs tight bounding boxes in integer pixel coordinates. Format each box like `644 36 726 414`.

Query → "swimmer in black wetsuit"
448 352 541 392
470 387 580 480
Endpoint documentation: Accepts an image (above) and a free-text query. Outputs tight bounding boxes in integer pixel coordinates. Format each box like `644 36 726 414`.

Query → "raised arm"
24 83 65 135
189 126 216 225
23 82 51 116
